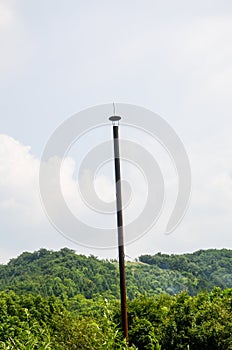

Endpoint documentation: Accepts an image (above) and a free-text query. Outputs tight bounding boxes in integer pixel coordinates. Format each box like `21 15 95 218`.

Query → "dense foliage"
0 291 131 349
0 288 232 349
1 248 232 299
0 248 232 349
139 249 232 294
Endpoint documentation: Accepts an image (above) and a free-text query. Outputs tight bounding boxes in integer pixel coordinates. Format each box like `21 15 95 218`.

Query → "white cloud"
1 131 232 263
0 135 41 225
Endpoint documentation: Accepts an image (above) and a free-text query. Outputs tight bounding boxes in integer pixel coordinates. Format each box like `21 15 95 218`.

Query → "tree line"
1 248 232 299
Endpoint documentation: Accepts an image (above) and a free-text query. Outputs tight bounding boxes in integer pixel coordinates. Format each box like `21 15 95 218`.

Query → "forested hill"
0 248 232 299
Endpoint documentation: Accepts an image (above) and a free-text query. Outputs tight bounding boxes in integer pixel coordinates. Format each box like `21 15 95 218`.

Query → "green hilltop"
1 247 232 299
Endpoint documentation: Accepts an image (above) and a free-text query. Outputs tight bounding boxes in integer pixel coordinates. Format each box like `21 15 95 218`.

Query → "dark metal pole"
109 116 129 343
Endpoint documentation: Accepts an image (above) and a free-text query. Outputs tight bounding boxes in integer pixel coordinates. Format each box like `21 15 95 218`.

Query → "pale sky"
1 0 232 263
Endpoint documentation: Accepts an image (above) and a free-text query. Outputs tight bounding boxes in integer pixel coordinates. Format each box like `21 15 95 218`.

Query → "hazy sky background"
1 0 232 263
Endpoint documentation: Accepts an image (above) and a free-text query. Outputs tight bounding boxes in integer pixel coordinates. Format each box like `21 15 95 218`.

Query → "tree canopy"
1 248 232 299
1 248 232 349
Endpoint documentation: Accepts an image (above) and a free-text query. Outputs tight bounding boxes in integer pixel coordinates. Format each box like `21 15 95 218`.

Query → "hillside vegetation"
1 248 232 298
1 248 232 349
1 287 232 349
